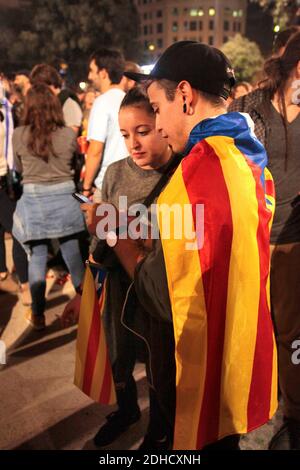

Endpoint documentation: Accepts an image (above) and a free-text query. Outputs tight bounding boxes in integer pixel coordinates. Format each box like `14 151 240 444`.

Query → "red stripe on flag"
99 353 113 403
181 140 233 448
82 287 103 395
245 157 274 430
265 178 275 198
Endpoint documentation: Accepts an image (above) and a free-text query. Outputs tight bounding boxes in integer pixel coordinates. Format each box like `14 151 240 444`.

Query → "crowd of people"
0 25 300 451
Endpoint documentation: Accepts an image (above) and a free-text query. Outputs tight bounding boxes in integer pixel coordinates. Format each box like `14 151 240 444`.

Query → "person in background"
229 31 300 450
12 84 85 330
231 81 253 100
0 98 30 304
14 70 31 98
273 26 300 57
13 70 31 127
82 48 127 201
81 86 98 137
30 64 83 135
121 61 141 93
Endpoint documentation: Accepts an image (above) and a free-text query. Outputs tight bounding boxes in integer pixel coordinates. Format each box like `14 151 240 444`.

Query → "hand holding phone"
72 192 93 204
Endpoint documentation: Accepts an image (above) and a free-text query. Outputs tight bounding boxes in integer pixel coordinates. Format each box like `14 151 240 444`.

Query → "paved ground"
0 236 283 451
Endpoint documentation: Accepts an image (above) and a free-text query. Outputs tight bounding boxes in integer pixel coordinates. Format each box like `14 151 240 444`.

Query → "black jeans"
0 187 28 283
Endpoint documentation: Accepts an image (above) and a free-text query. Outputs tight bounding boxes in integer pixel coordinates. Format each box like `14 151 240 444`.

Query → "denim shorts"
13 180 86 247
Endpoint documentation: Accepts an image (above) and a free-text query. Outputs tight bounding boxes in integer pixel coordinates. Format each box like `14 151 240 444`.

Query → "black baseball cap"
124 41 236 100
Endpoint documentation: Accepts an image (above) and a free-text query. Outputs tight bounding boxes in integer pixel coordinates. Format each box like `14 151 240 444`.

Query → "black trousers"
0 188 28 283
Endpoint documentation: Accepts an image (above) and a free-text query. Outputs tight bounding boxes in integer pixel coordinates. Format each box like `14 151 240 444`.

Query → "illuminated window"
148 44 156 51
209 8 215 16
233 10 238 18
190 8 204 17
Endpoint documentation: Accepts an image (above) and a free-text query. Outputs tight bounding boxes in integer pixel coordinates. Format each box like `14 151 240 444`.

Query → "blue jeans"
29 236 85 317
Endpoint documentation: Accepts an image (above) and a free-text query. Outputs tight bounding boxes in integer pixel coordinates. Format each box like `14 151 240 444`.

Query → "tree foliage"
8 0 141 68
221 34 264 83
251 0 299 29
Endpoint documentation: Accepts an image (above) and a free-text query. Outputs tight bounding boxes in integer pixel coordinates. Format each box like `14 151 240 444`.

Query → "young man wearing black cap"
81 41 277 450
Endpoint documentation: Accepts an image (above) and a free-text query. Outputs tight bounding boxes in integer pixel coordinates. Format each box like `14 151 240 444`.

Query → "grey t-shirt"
63 98 83 128
266 105 300 244
12 126 77 184
102 156 165 207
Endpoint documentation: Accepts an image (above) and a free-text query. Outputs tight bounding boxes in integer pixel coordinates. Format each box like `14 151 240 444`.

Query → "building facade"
135 0 247 62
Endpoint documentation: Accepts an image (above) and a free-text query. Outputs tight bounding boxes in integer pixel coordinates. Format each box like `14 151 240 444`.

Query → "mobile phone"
72 192 93 204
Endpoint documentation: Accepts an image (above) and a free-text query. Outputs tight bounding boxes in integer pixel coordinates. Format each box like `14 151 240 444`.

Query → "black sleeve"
134 238 172 323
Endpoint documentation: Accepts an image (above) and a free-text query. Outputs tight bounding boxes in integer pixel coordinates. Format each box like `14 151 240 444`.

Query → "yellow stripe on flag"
157 166 208 450
89 281 115 404
206 136 261 436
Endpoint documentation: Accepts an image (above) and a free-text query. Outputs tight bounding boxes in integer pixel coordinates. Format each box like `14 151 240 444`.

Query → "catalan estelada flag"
74 262 116 405
157 112 277 450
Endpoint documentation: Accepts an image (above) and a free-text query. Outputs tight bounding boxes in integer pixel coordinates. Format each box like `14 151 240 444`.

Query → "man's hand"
61 293 81 328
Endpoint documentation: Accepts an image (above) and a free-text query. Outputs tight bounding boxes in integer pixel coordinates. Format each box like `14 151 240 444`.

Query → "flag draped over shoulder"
157 112 277 450
74 263 116 405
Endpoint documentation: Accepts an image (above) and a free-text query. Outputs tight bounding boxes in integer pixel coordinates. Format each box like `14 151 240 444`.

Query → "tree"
221 34 264 83
251 0 300 29
9 0 141 72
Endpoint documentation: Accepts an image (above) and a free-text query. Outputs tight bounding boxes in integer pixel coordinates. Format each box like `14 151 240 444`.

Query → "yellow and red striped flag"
74 263 116 405
157 113 277 450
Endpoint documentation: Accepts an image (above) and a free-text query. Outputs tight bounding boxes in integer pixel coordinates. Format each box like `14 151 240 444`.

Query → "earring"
188 107 194 115
183 98 187 114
